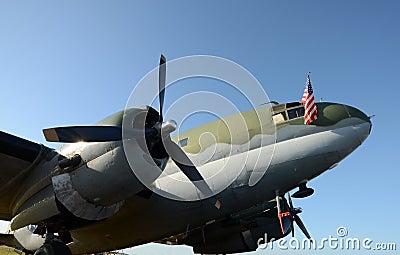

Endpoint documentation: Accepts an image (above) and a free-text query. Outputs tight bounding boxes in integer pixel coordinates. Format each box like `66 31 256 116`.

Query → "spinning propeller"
43 55 221 209
287 192 311 238
276 193 311 239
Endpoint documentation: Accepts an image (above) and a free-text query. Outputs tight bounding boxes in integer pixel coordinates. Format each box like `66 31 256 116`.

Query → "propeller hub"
293 207 303 215
161 120 177 135
154 120 177 137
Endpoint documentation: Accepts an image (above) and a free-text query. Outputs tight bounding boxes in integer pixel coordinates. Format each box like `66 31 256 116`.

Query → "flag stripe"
302 74 318 125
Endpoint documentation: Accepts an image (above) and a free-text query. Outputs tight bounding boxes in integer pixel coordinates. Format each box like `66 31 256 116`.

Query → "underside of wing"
157 199 291 254
0 233 20 249
0 131 54 220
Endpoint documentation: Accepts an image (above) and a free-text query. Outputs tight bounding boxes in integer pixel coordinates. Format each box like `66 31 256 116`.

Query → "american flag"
302 74 318 125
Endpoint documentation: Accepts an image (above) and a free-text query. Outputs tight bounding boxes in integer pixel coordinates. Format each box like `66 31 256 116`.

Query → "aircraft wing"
0 131 53 220
157 199 291 254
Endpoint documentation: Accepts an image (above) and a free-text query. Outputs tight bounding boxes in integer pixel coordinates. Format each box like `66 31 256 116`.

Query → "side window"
178 137 188 147
297 107 305 117
287 107 305 120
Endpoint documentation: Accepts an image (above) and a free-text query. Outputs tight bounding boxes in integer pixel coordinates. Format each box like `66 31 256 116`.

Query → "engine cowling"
53 106 166 221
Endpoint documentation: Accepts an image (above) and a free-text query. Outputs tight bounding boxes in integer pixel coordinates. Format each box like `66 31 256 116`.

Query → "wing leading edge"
0 131 53 220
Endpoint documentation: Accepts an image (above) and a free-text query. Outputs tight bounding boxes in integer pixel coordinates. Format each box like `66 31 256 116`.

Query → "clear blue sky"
0 1 399 254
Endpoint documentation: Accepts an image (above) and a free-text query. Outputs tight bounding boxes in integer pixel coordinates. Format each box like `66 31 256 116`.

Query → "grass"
0 246 19 255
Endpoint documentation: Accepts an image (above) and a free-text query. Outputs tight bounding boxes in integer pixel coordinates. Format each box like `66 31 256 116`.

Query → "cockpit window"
272 102 307 125
273 112 287 124
287 107 305 120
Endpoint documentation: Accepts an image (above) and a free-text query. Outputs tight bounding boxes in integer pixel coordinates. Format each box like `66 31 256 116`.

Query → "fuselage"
67 101 371 253
10 101 372 254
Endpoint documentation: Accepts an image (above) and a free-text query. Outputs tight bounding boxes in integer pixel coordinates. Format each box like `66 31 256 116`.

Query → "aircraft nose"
354 116 372 144
314 102 372 154
340 103 372 145
315 102 371 127
341 103 372 141
345 104 372 124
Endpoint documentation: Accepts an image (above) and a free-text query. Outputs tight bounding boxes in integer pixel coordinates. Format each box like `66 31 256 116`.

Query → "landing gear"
34 233 71 255
292 182 314 198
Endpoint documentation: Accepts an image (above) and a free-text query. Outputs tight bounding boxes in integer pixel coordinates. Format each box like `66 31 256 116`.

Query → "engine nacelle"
53 106 165 221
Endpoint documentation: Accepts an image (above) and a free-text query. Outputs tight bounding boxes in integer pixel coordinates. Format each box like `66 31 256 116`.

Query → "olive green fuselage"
9 102 371 254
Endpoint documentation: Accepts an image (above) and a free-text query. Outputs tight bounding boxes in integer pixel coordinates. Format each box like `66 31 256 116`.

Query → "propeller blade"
163 137 221 209
43 126 157 143
291 220 295 237
43 126 122 142
294 215 311 239
287 193 295 237
158 54 166 123
288 192 294 209
275 195 286 235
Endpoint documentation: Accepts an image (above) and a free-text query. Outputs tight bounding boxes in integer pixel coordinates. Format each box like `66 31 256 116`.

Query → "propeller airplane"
0 55 372 255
